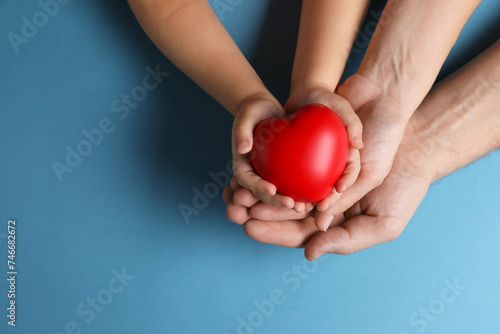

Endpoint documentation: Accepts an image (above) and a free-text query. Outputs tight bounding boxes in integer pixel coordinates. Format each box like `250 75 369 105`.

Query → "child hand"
285 86 363 229
223 176 314 225
232 93 297 210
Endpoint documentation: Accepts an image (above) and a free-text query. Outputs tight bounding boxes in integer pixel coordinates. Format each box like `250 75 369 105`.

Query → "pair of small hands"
231 82 363 216
227 74 428 259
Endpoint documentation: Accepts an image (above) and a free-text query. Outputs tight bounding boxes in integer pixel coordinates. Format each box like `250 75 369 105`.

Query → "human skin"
224 40 500 260
127 0 367 211
314 0 483 232
283 0 370 217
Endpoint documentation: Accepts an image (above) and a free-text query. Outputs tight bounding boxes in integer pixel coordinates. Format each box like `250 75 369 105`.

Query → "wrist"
356 64 421 121
357 25 444 122
236 90 282 116
287 81 345 115
391 112 437 186
290 80 337 97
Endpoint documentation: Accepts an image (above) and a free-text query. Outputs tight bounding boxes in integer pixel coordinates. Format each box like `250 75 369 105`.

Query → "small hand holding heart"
250 104 349 203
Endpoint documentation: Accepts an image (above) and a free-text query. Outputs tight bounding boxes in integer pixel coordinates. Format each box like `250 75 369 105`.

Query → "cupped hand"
285 85 364 223
224 112 432 260
232 93 297 209
315 73 411 231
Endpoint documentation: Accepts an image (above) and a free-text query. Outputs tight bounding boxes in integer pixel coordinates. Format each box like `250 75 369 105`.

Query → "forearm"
290 0 370 94
359 0 482 120
409 40 500 182
128 0 274 115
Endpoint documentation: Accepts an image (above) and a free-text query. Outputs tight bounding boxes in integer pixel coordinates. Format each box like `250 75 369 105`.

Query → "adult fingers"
229 176 241 191
304 215 403 260
222 186 234 205
233 155 295 209
315 190 342 215
244 217 319 248
226 203 251 225
324 94 363 149
233 187 260 208
315 166 386 226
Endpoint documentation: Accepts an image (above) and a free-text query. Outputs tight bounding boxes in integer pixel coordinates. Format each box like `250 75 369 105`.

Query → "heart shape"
250 104 348 203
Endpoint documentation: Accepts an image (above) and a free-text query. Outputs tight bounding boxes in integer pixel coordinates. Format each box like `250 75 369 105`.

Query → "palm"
234 157 430 260
312 165 430 257
324 74 409 216
224 104 431 259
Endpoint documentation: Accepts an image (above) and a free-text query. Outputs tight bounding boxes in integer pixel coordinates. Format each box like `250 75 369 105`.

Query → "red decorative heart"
250 104 348 203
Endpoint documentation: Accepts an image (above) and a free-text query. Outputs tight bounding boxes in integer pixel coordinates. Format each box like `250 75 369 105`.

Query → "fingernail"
353 135 363 148
322 215 334 232
237 140 249 153
267 185 277 196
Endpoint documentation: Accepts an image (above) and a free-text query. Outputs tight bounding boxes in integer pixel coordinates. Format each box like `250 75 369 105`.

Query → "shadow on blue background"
96 0 234 191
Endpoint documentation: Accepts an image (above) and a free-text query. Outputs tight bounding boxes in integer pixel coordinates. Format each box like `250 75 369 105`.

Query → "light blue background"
1 0 499 333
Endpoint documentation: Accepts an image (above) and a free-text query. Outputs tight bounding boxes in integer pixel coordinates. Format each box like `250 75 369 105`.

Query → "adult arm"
318 0 483 225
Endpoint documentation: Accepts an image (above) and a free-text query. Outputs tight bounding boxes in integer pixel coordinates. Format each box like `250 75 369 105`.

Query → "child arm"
128 0 296 208
128 0 272 115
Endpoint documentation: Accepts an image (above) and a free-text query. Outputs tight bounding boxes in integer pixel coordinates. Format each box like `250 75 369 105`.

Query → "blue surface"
1 1 500 333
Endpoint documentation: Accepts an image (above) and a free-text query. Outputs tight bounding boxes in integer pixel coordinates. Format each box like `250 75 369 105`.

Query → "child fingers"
249 202 312 221
233 118 254 154
316 189 342 212
346 122 364 149
262 193 295 210
233 156 276 196
326 95 363 149
293 201 306 213
233 101 285 154
304 202 316 212
335 149 361 193
235 166 294 209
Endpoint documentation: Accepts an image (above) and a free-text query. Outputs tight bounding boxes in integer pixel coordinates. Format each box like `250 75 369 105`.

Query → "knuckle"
232 165 245 177
337 97 352 112
350 117 363 128
233 124 250 137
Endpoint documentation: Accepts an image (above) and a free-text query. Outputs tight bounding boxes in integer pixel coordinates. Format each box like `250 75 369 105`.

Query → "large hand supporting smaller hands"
315 74 410 231
224 115 431 260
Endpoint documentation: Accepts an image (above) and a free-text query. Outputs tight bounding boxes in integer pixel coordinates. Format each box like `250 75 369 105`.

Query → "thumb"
337 73 381 111
233 113 254 154
305 215 392 260
233 100 285 154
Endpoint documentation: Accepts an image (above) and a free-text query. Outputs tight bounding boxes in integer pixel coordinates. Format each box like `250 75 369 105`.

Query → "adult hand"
224 112 431 260
315 73 409 231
